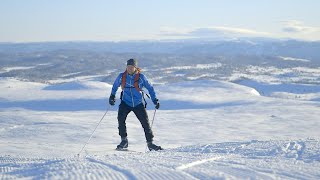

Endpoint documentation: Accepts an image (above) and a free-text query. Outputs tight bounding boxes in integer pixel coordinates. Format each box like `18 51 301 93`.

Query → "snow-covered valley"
0 77 319 179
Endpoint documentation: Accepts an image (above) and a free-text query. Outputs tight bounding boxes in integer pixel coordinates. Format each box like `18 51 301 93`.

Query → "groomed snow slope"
0 77 319 179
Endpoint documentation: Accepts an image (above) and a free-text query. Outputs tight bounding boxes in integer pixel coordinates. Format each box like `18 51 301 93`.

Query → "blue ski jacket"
111 72 157 107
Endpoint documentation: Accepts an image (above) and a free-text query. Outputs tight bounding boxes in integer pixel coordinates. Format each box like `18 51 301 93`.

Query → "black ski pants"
117 101 154 142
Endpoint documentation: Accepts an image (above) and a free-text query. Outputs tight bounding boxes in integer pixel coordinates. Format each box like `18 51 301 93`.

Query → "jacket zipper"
129 74 135 107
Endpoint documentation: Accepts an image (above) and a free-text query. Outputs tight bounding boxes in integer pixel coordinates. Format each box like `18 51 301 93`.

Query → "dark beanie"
127 58 138 67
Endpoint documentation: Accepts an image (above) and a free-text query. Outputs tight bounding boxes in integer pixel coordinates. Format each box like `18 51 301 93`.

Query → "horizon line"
1 37 319 44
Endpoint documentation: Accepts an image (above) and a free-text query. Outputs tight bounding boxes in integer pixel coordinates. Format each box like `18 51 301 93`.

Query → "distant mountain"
1 38 319 61
1 38 320 84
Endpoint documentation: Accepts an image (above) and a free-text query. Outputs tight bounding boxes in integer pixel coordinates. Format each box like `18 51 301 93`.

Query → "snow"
2 66 36 72
0 77 320 179
161 63 223 70
236 79 320 101
278 56 311 62
229 65 320 85
0 64 52 73
228 65 320 102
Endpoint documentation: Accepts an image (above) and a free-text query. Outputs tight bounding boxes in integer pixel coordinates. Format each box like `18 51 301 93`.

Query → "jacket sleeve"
111 73 122 96
140 74 157 101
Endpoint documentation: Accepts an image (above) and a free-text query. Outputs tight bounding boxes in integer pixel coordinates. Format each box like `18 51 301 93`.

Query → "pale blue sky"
1 0 319 42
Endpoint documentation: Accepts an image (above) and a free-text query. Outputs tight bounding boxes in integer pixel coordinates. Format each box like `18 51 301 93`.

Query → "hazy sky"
1 0 320 42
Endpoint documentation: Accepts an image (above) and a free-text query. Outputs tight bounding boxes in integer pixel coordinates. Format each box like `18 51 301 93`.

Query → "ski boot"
116 137 128 151
147 141 163 151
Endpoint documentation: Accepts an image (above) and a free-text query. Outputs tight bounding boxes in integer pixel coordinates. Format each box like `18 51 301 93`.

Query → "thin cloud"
160 26 272 38
282 20 319 33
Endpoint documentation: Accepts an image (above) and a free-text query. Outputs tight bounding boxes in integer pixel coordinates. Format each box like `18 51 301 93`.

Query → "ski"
115 148 129 151
115 148 144 153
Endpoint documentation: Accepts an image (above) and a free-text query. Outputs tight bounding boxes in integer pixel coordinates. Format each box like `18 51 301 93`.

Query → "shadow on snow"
0 99 254 111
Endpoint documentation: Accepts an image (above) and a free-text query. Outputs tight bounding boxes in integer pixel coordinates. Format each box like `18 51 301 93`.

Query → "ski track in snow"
175 156 223 171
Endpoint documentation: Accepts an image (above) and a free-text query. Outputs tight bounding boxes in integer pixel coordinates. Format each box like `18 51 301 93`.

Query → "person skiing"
109 58 163 151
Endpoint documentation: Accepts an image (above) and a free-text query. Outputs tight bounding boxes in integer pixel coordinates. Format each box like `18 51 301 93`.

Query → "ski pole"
150 109 157 129
78 106 109 156
145 109 157 152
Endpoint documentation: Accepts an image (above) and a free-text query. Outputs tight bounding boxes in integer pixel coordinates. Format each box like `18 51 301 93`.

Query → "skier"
109 58 163 151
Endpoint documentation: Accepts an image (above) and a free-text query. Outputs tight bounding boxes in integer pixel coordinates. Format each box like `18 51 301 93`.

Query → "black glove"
109 94 115 106
153 98 160 109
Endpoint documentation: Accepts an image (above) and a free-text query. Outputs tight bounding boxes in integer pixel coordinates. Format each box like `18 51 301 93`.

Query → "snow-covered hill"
0 77 319 179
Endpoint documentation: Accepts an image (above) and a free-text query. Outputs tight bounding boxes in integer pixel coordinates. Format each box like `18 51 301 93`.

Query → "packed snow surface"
0 77 319 179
